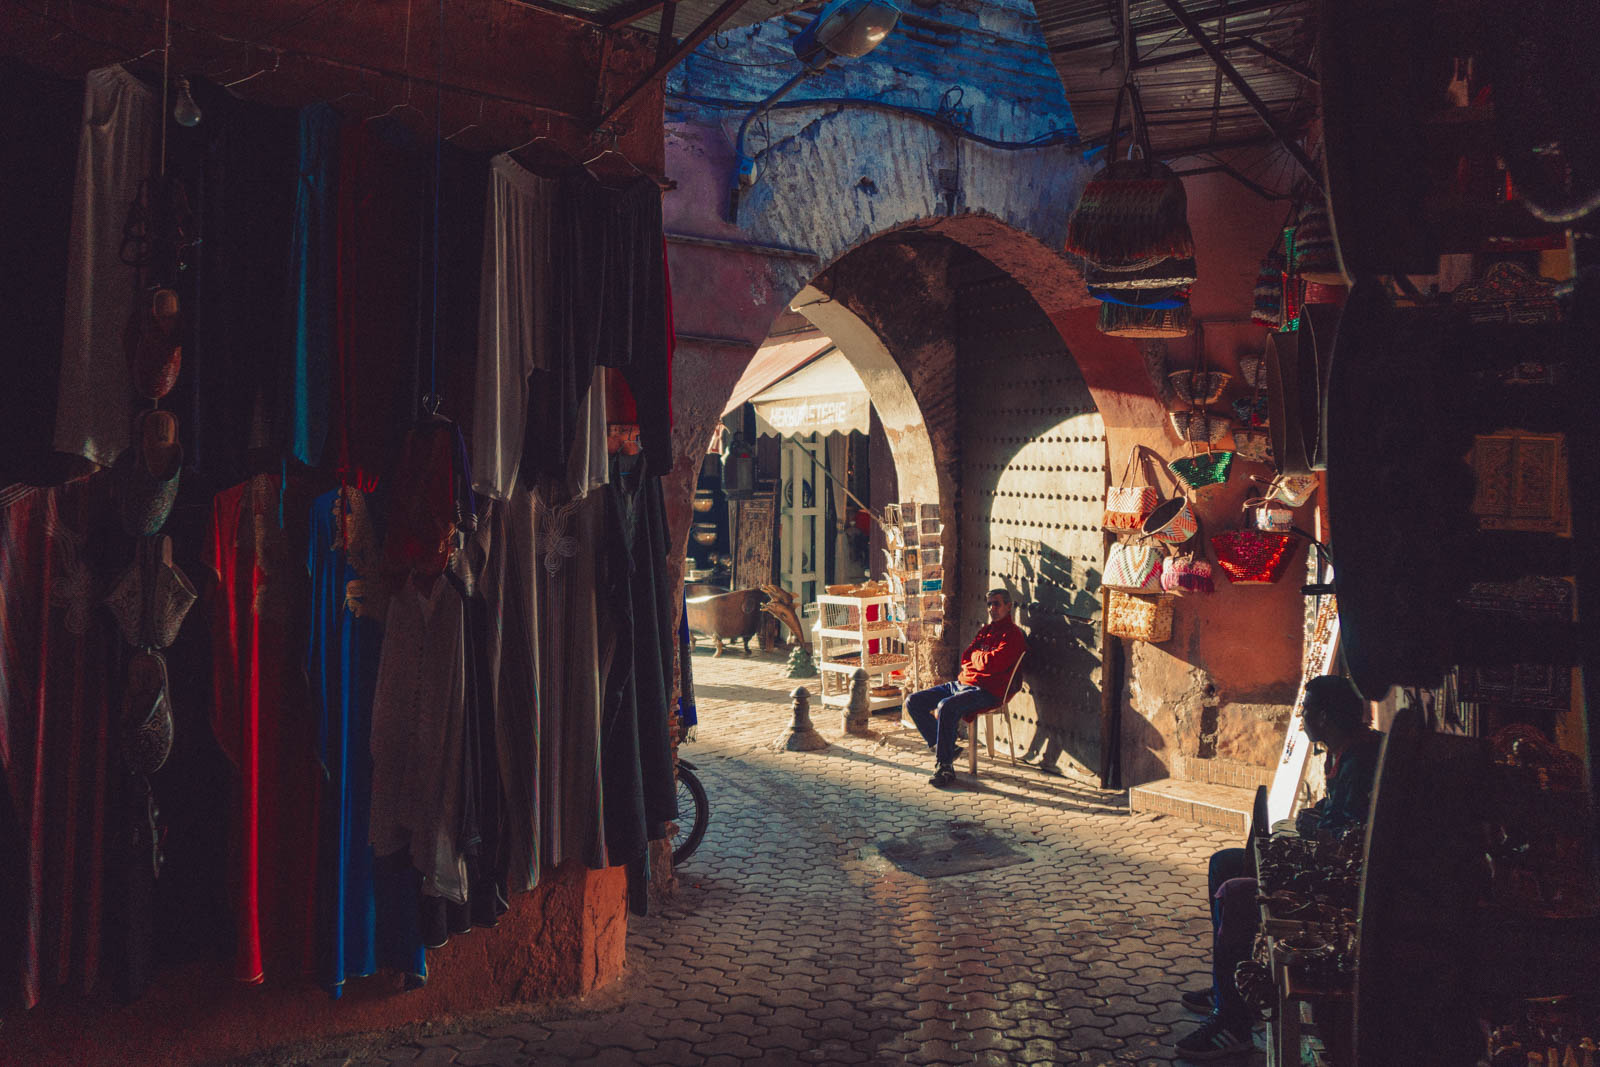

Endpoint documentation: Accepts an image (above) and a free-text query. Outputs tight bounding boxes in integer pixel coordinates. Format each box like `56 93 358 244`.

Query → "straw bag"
1103 447 1159 531
1169 370 1232 405
1065 84 1195 270
1104 541 1164 593
1167 410 1228 443
1252 241 1287 328
1105 591 1174 642
1099 300 1192 338
1253 472 1318 507
1210 529 1300 585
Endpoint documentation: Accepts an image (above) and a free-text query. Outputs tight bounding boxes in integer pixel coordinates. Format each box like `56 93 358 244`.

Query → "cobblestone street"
269 648 1258 1067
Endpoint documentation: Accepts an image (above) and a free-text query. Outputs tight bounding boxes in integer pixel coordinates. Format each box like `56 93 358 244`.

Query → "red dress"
207 475 320 983
0 477 114 1010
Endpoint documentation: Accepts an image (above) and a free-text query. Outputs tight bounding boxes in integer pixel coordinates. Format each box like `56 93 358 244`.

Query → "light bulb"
174 77 202 128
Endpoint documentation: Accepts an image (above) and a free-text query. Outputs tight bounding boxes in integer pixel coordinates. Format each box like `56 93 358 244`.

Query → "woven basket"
1289 197 1344 285
1140 496 1198 544
1232 394 1269 428
1237 356 1267 389
1167 410 1228 443
1105 591 1174 642
1161 554 1215 596
1233 428 1274 465
1086 257 1200 291
1252 245 1287 328
1169 370 1232 405
1099 301 1193 338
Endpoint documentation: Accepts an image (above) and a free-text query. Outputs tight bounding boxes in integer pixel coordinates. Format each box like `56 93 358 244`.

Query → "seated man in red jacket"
907 589 1027 787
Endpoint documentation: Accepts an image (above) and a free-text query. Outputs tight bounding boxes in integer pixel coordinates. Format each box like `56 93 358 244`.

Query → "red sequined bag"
1210 530 1300 585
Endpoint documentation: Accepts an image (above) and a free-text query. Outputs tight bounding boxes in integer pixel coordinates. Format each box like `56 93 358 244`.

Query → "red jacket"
957 619 1027 705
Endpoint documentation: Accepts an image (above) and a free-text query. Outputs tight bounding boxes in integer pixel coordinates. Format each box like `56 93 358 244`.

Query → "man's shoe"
1180 987 1214 1013
1173 1014 1253 1060
928 763 957 787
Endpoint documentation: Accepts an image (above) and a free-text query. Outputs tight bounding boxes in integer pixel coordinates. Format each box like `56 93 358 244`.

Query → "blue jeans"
1207 847 1255 1027
906 682 997 766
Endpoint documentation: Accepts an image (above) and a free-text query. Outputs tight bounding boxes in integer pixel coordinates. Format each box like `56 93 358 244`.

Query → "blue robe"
307 488 426 996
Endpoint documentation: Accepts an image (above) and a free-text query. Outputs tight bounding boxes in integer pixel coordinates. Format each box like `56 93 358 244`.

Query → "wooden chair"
967 652 1025 778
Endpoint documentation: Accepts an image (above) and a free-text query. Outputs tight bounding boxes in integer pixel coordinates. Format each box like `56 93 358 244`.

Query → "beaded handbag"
1211 530 1300 585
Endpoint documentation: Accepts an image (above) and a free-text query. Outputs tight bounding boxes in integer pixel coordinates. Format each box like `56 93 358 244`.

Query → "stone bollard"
843 668 872 735
773 686 829 752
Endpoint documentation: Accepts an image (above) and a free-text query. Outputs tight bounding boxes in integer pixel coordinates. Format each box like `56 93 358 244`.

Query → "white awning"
721 335 834 415
750 348 872 437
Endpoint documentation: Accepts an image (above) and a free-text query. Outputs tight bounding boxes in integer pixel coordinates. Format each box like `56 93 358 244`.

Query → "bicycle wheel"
672 764 709 867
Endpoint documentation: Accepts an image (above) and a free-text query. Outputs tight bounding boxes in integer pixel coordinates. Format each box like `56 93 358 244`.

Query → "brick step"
1128 778 1256 836
1178 756 1273 792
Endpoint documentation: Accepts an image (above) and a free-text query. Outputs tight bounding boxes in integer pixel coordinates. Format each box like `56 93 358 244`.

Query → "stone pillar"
843 668 872 735
773 687 829 752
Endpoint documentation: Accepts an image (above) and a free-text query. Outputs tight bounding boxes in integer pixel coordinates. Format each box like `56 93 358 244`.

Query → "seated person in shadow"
906 589 1026 789
1173 675 1383 1061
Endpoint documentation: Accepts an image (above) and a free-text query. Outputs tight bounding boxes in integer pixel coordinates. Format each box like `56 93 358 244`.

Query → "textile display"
53 65 157 469
0 479 117 1011
3 74 681 1012
473 155 555 501
307 487 427 996
207 474 320 983
598 454 680 870
286 103 342 469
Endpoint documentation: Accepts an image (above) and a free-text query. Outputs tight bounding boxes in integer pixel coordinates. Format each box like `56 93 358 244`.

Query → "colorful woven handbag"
1161 552 1215 596
1168 447 1235 492
1289 194 1344 285
1140 496 1198 544
1103 447 1160 532
1252 241 1287 328
1210 529 1300 585
1167 410 1229 443
1233 428 1274 465
1105 591 1174 642
1065 84 1195 270
1104 540 1164 593
1232 394 1270 427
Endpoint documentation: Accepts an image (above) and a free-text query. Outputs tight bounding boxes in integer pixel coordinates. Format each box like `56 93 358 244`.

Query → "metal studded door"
953 250 1108 779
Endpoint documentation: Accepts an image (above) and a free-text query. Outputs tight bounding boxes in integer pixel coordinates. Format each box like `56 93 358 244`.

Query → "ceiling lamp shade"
794 0 901 67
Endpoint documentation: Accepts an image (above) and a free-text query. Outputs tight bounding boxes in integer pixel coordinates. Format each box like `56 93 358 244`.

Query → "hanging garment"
54 65 157 468
474 489 542 892
333 121 426 488
369 574 469 904
285 103 341 469
453 517 510 930
528 174 669 483
472 155 555 501
165 80 299 485
421 143 490 453
567 366 611 501
0 479 117 1012
307 487 427 996
0 62 82 488
532 486 606 871
597 457 679 869
207 474 320 983
384 417 477 579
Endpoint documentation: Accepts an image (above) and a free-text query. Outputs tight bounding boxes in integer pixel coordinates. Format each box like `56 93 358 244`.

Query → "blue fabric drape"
286 104 340 468
307 489 426 996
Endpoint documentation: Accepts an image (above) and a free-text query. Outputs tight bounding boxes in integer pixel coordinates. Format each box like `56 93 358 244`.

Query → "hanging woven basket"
1233 428 1274 465
1168 450 1235 491
1168 370 1232 405
1105 591 1174 642
1099 301 1193 338
1167 409 1229 443
1290 196 1345 285
1211 529 1300 585
1086 257 1200 291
